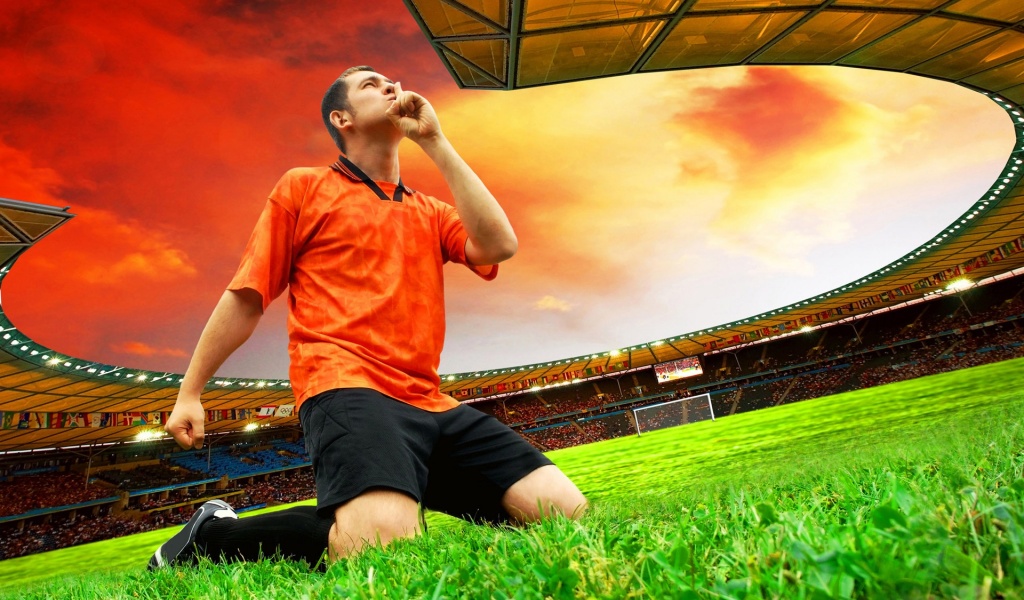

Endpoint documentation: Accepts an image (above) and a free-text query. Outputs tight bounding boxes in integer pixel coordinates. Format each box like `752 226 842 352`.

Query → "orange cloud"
533 295 573 312
0 139 66 204
112 341 188 358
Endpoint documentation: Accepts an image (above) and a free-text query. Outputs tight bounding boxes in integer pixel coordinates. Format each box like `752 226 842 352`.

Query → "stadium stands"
95 464 208 490
2 275 1022 559
0 473 118 518
470 274 1024 448
169 441 309 478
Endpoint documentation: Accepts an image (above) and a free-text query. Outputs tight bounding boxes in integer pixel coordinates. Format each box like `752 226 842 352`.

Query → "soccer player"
150 67 586 568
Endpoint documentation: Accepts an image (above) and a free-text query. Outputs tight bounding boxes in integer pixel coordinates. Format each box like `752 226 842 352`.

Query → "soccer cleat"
147 499 237 570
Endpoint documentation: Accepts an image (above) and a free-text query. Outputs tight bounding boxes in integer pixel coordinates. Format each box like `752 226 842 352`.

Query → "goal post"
631 393 714 436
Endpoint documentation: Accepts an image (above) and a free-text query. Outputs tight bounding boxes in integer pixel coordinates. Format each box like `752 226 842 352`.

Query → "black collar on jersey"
331 154 412 202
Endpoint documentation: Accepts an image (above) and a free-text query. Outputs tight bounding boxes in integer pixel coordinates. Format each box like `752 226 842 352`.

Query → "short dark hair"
321 65 375 153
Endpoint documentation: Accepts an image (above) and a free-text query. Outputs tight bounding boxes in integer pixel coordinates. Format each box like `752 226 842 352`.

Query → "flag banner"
275 405 295 418
20 413 46 428
0 412 14 429
50 413 64 429
257 406 276 418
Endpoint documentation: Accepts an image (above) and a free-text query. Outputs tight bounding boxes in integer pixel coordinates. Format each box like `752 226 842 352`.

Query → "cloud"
533 295 573 312
111 341 188 358
665 67 941 274
0 138 66 204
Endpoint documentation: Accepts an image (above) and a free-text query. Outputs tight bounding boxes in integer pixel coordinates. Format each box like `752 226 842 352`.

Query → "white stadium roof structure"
3 0 1024 452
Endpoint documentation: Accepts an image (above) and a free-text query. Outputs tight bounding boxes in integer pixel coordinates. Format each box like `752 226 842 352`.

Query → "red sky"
0 0 1014 378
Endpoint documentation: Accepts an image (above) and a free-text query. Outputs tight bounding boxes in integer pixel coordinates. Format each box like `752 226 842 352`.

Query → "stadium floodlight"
946 279 973 292
800 326 814 333
244 423 259 432
135 430 162 442
631 393 714 437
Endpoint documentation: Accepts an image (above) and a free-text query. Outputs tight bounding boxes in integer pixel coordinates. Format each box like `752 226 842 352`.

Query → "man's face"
344 70 397 129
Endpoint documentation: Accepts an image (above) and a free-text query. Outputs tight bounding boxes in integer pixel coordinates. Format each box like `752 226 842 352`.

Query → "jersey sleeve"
437 201 499 281
227 174 302 311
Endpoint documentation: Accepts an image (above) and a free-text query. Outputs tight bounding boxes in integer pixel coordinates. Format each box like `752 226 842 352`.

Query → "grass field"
1 357 1022 599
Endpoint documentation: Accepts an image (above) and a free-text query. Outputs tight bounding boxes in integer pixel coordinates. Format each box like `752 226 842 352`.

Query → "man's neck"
344 138 401 185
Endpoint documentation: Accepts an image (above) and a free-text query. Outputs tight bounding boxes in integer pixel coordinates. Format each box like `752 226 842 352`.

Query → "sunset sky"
0 0 1015 379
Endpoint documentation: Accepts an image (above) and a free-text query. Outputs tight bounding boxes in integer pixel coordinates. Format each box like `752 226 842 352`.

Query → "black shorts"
299 388 553 524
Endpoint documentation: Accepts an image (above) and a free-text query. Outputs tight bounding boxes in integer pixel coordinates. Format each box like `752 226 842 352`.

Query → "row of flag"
451 361 631 398
0 405 296 430
704 234 1024 352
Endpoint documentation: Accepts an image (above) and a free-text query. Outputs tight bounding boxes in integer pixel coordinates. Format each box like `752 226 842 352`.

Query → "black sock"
197 506 333 568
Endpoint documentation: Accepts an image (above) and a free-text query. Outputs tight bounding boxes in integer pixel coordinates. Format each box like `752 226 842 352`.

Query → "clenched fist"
165 395 206 449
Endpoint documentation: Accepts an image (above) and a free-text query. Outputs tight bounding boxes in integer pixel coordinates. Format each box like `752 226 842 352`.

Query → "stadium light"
135 430 162 442
946 279 973 292
800 326 814 333
244 423 259 432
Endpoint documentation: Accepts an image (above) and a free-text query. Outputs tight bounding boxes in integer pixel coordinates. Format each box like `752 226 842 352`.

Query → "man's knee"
502 465 587 524
329 488 421 559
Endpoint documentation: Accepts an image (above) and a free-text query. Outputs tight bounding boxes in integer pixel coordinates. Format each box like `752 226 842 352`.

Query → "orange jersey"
228 163 497 412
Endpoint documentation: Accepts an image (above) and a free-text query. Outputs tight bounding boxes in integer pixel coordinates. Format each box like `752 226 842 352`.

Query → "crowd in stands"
0 510 154 559
96 464 208 490
0 464 317 560
0 473 116 517
522 424 588 451
133 489 221 511
241 469 316 506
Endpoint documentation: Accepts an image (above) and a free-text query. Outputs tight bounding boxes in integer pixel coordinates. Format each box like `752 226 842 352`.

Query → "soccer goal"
631 393 714 436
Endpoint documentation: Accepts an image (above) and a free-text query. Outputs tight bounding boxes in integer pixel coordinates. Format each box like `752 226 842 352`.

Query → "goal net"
631 393 714 436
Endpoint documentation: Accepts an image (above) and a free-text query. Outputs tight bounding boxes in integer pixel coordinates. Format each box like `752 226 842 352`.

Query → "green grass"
2 357 1023 598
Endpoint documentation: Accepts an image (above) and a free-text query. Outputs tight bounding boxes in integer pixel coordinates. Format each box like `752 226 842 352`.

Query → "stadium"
2 0 1024 597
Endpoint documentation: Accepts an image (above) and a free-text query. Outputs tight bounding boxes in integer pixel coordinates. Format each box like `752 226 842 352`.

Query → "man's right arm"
165 288 264 449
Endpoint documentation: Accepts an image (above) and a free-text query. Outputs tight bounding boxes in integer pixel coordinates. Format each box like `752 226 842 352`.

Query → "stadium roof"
3 0 1024 451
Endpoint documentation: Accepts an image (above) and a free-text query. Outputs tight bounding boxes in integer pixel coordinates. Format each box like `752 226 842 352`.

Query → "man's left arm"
387 83 517 266
419 136 517 265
